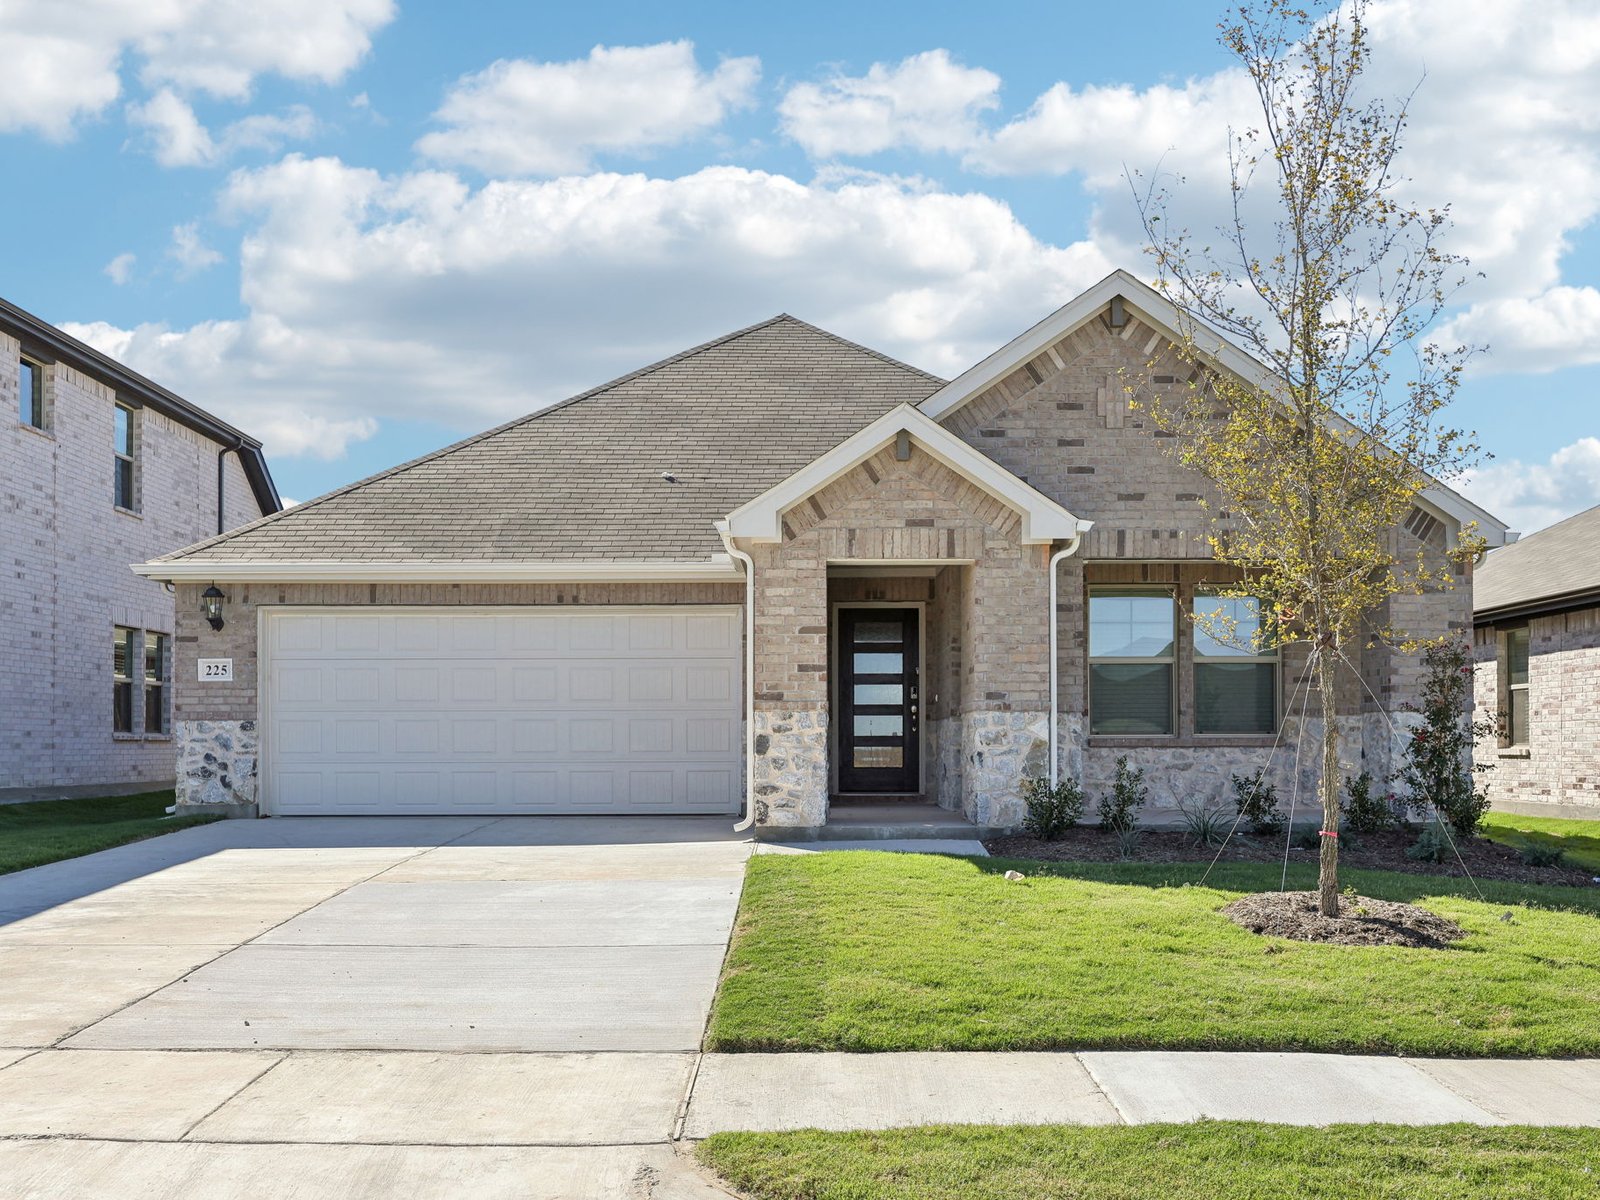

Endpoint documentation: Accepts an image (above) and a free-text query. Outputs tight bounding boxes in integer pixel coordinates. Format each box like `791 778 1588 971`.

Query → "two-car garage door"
261 607 741 816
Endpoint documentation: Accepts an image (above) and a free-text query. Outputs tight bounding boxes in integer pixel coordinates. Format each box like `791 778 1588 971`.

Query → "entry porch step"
757 801 1004 842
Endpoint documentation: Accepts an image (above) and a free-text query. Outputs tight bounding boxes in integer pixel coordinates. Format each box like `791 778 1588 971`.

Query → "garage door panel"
265 607 741 816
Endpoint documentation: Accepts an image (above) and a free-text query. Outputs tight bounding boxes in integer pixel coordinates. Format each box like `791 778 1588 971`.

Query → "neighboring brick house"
136 271 1506 830
1473 504 1600 817
1 297 279 797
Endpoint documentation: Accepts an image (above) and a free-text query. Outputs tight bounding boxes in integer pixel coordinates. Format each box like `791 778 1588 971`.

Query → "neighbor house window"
1503 625 1529 746
1193 594 1278 734
19 357 43 428
1089 588 1175 735
113 627 137 733
144 632 169 735
114 404 137 510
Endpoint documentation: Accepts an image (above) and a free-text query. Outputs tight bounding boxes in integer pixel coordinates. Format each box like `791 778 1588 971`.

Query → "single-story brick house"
1473 503 1600 817
136 271 1508 832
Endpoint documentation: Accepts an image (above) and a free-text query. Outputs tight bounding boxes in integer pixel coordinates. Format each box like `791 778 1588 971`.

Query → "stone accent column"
748 543 830 828
175 719 259 816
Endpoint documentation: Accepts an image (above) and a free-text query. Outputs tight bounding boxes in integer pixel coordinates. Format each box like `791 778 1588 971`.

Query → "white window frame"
113 626 137 734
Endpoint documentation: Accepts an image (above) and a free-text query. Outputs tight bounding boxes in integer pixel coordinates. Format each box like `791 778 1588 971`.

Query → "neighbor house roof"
919 269 1510 547
1474 504 1600 622
140 315 942 577
1 295 280 517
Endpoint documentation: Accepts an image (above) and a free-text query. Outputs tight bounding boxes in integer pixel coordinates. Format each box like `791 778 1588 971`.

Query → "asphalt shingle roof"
1474 503 1600 617
160 315 943 564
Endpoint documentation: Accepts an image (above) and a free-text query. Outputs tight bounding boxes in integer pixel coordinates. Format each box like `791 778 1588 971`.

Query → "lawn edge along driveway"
0 791 219 877
705 851 1600 1057
697 1122 1600 1200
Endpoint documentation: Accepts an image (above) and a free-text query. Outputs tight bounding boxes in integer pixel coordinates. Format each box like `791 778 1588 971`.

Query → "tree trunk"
1316 644 1342 916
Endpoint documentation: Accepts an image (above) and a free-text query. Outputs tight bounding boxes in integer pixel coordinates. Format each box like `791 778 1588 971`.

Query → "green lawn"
0 790 219 876
1482 812 1600 873
707 852 1600 1056
698 1123 1600 1200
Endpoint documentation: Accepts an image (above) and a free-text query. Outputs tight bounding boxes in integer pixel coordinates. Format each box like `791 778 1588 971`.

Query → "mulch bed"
983 825 1600 887
1222 890 1467 948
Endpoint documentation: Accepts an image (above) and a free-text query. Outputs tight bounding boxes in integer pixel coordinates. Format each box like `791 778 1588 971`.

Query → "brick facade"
1473 606 1600 815
1 331 266 792
159 300 1477 828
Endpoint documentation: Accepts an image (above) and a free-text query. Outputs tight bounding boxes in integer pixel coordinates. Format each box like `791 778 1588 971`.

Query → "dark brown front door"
837 608 920 793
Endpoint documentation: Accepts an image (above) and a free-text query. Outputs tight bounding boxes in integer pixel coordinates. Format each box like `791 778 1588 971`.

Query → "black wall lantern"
202 585 226 632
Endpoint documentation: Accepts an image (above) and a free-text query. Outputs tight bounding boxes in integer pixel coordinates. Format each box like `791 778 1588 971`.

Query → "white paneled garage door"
261 607 741 816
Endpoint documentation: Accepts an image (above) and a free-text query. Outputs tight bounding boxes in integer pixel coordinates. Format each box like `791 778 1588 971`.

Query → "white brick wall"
1 329 268 790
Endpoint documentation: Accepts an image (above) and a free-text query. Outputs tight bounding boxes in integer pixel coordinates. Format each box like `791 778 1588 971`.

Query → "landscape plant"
1134 0 1485 914
1022 776 1086 840
1097 756 1148 833
1230 769 1284 837
1341 769 1396 834
1179 800 1228 848
1393 637 1495 837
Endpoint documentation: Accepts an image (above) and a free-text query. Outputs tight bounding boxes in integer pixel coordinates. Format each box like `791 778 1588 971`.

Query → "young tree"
1133 0 1484 916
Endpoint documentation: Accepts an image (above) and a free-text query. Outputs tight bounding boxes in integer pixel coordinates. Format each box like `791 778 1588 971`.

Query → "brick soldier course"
136 270 1506 830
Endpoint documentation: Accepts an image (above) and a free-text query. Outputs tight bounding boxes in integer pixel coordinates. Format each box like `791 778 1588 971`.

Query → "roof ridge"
158 313 813 562
771 313 946 385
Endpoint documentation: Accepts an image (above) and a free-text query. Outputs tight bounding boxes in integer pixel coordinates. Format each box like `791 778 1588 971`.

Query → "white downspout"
717 522 758 833
1048 521 1093 787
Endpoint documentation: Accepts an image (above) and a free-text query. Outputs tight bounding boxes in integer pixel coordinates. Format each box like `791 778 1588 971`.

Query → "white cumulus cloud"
1460 438 1600 535
104 252 136 285
416 42 761 176
1437 287 1600 375
0 0 392 140
168 223 224 277
779 50 1000 158
59 155 1111 462
128 89 317 167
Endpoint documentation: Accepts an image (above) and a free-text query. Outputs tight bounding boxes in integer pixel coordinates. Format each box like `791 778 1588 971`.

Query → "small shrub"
1098 756 1148 833
1178 800 1227 848
1406 825 1451 864
1341 771 1396 835
1293 826 1321 852
1231 769 1284 837
1115 825 1143 860
1021 777 1086 841
1394 638 1496 837
1519 843 1565 869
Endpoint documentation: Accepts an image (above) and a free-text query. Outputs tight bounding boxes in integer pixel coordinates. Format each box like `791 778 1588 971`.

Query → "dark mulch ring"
1222 890 1467 948
983 825 1600 887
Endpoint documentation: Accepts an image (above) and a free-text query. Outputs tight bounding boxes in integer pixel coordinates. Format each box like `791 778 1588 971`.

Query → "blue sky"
3 0 1597 532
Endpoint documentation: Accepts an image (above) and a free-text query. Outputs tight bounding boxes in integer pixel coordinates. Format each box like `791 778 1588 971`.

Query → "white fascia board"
721 403 1089 545
130 557 745 584
918 267 1509 545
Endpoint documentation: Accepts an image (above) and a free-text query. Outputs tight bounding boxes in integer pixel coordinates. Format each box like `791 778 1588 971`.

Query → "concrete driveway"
0 816 753 1198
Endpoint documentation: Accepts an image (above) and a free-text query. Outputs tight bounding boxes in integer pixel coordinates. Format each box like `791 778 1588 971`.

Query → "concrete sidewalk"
682 1050 1600 1135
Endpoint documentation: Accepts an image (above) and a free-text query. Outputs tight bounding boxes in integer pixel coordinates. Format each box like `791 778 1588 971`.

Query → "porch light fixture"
201 585 226 632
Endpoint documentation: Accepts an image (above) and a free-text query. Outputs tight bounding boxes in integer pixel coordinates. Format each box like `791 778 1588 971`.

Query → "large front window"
1192 594 1278 734
1089 588 1175 735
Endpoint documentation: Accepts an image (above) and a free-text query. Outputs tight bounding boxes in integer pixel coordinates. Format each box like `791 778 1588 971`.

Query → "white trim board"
917 268 1509 546
133 558 745 584
721 403 1091 546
